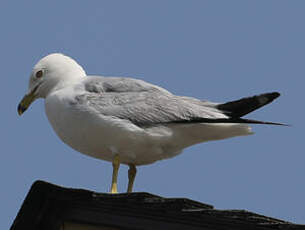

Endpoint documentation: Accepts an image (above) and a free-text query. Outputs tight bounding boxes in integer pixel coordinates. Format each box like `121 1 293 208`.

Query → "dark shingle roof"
11 180 305 230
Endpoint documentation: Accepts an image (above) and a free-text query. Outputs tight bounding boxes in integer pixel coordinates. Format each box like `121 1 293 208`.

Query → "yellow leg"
110 155 120 194
127 164 137 193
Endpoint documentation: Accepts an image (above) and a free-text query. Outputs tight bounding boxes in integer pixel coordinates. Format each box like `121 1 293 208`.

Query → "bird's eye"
36 70 43 79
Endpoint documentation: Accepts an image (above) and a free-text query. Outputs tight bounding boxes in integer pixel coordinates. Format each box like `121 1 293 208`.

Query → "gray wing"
74 76 226 126
83 76 172 94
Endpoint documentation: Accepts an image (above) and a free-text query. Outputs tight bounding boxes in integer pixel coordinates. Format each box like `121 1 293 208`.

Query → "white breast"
44 88 181 165
44 87 252 166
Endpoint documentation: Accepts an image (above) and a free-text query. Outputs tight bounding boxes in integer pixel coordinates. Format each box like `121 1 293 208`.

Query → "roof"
11 180 305 230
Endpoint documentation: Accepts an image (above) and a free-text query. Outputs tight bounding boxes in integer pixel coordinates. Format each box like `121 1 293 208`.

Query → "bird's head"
17 53 86 115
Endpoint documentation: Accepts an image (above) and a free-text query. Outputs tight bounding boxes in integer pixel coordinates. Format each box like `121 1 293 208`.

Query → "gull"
18 53 285 193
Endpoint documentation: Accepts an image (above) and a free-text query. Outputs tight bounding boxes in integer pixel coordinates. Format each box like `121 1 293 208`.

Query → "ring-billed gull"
18 53 285 193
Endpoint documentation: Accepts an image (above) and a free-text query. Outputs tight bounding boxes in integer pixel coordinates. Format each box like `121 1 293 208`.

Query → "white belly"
44 90 181 165
44 90 252 166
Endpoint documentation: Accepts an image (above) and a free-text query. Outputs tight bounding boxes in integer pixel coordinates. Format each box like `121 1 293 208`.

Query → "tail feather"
217 92 280 118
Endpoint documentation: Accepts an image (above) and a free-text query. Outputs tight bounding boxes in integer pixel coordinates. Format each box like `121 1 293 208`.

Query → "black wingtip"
264 91 280 101
217 91 281 118
274 91 280 97
168 117 290 126
237 118 289 126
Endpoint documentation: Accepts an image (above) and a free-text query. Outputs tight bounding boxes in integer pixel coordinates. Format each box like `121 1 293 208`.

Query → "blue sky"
1 1 305 228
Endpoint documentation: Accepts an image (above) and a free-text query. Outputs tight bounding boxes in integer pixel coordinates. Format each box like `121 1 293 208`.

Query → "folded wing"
76 77 226 126
75 77 285 126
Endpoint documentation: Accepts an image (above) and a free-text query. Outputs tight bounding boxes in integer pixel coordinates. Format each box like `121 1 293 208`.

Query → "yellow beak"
17 84 40 115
